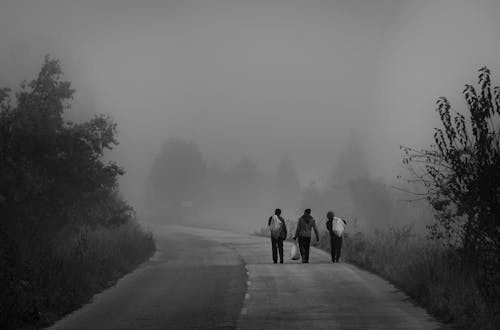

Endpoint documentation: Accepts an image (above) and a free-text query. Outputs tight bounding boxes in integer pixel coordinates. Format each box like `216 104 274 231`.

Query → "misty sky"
1 0 499 211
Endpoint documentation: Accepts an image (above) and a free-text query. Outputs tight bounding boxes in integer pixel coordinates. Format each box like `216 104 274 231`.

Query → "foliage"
0 55 125 232
401 67 500 306
0 56 155 328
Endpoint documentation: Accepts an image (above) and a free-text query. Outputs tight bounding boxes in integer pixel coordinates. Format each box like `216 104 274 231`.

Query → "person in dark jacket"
326 211 347 263
268 208 287 264
293 209 319 263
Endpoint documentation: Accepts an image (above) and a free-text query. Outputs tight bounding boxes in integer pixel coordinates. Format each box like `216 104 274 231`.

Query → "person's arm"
293 218 300 240
268 216 272 227
326 219 332 232
313 220 320 241
282 218 288 239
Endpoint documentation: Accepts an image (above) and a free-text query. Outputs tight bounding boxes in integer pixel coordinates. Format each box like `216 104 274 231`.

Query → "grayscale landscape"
1 1 499 329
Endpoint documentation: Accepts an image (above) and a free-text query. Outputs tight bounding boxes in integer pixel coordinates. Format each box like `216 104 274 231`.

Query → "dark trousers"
298 236 311 263
330 233 342 262
271 236 284 263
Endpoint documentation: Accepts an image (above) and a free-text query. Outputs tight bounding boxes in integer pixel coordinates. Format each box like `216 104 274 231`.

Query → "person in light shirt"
326 211 347 263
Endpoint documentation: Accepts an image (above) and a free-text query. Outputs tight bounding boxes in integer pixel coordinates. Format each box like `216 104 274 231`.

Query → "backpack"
269 215 282 239
332 217 346 237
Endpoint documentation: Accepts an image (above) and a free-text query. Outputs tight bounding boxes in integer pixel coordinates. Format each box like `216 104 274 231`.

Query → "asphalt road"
49 225 442 329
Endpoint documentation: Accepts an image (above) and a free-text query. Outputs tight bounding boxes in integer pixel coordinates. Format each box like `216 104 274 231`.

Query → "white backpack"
269 215 282 238
332 217 346 237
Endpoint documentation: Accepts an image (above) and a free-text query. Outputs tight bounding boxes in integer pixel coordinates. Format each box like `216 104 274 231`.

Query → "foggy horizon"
2 0 500 222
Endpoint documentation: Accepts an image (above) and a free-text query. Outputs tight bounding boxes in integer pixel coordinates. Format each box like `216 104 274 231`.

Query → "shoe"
280 260 283 264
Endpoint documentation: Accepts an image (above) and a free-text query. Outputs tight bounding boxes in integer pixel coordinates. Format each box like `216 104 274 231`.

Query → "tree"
401 67 500 303
347 176 402 228
225 156 259 208
323 130 369 227
0 55 132 327
329 129 368 186
300 181 324 217
274 155 301 210
146 138 207 220
0 55 125 232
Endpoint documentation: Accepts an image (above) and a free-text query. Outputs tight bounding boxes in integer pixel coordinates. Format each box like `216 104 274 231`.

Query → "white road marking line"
239 266 250 318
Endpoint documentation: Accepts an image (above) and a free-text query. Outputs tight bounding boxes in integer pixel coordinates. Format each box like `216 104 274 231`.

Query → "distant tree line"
0 56 154 328
146 131 418 233
145 138 302 229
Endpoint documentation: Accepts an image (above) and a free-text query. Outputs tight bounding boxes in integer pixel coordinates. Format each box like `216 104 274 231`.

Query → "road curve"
49 225 442 329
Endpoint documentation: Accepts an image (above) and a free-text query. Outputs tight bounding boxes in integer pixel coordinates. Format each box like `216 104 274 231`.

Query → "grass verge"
1 221 155 329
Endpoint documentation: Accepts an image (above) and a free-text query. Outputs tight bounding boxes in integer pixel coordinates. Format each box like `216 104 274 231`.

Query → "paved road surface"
49 225 442 329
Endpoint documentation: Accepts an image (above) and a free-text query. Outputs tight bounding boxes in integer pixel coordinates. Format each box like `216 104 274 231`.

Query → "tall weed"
338 226 497 329
0 221 155 329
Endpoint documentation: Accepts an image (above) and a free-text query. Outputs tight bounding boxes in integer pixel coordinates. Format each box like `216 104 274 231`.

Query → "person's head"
275 208 281 215
304 208 311 216
327 211 334 220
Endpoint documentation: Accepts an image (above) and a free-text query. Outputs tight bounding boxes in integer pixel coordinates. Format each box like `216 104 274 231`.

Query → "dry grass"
322 225 497 329
1 221 155 329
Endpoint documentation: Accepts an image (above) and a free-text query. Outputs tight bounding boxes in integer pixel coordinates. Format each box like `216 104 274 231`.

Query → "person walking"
326 211 347 263
293 209 319 263
268 208 287 264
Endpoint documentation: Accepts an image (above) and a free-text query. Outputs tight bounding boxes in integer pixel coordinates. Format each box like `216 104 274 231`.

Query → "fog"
2 0 500 232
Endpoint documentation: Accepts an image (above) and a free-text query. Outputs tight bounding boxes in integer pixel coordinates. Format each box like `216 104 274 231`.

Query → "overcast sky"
1 0 499 210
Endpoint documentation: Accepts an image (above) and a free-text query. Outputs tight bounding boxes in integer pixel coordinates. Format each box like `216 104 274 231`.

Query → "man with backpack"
326 211 347 263
268 208 287 264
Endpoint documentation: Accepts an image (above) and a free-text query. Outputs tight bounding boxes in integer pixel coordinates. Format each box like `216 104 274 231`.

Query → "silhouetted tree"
0 56 125 232
0 55 136 327
402 67 500 305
